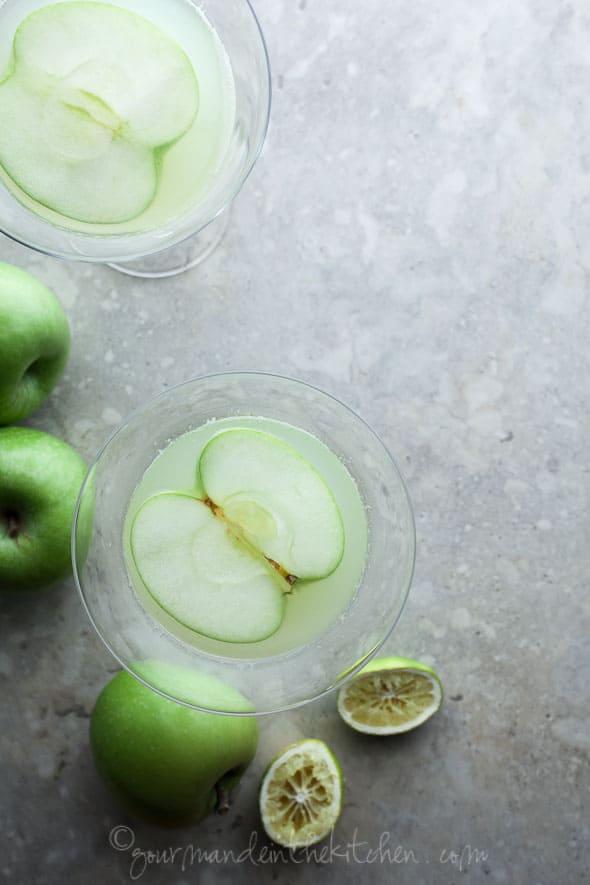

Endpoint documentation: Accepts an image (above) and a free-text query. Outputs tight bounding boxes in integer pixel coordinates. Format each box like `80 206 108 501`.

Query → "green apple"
130 430 344 643
0 426 87 590
0 2 199 223
0 262 70 425
90 661 258 825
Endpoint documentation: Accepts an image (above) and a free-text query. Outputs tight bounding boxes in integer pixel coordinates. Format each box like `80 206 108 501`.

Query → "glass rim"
72 370 416 716
0 0 272 263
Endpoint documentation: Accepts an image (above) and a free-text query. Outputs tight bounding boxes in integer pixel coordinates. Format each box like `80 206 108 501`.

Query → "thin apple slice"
131 493 286 644
0 74 156 223
13 2 199 146
199 430 345 581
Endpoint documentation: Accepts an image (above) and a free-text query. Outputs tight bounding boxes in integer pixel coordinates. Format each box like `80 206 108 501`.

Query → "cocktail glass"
73 373 416 715
0 0 271 277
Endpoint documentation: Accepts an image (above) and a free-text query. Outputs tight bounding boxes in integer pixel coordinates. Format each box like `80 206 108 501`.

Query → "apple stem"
4 513 21 541
215 784 231 815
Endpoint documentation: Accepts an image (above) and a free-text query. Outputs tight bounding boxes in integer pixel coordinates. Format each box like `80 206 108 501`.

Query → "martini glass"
72 373 416 715
0 0 271 277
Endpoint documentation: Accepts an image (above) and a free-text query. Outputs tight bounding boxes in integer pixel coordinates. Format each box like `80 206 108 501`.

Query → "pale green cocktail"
124 417 369 659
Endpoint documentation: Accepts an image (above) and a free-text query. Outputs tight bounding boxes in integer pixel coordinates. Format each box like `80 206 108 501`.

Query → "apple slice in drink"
0 2 199 223
130 430 345 644
0 74 159 224
131 493 288 643
199 430 345 580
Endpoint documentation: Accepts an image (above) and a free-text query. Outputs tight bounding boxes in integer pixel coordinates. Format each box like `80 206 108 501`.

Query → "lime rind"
337 656 443 735
259 739 343 848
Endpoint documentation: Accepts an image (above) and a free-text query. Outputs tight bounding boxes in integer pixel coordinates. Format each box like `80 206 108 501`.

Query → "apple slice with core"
0 2 199 223
199 430 345 580
131 493 287 643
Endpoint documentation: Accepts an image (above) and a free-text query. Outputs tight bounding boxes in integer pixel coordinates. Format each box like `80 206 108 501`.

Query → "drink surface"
0 0 235 234
124 417 369 660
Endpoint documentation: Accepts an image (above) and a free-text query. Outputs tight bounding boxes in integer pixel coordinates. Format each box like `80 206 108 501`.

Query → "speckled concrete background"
1 0 589 882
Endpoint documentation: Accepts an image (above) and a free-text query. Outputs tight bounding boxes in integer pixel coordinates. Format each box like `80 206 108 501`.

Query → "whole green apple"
0 262 70 425
90 662 259 825
0 426 87 590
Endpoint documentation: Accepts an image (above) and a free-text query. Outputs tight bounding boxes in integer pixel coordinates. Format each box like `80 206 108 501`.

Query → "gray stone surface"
1 0 589 882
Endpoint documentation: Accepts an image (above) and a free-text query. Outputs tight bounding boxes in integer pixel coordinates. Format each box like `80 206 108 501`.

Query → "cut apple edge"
137 583 285 645
130 490 294 596
298 505 345 583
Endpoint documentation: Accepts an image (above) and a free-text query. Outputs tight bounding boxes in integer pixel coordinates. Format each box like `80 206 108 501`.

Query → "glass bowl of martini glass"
73 373 416 716
0 0 270 277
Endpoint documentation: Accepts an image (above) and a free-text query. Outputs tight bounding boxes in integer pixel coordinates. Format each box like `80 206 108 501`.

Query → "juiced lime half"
259 739 343 848
337 656 443 735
